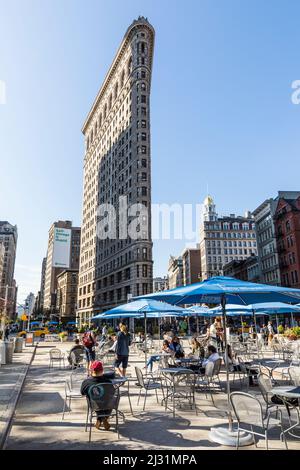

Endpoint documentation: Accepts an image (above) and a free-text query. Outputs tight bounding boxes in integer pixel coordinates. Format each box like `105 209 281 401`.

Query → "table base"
209 426 254 447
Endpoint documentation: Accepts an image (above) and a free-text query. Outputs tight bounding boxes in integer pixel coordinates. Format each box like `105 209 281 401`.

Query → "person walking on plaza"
4 325 10 340
267 321 275 346
207 318 218 349
82 328 98 373
115 324 131 377
81 360 114 431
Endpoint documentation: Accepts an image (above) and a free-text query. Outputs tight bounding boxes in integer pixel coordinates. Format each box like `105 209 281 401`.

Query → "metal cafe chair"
62 369 86 420
135 366 165 411
230 391 288 450
85 383 120 442
196 359 223 404
49 348 65 369
289 366 300 386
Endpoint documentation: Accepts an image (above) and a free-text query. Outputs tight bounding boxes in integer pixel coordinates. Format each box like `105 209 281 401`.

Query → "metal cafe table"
111 376 133 416
270 385 300 439
159 367 195 417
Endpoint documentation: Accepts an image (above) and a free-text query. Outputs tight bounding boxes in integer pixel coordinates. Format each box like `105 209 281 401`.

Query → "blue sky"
1 0 300 304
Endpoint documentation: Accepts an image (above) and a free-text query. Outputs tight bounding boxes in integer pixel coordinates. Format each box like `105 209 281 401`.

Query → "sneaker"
103 417 110 431
95 419 102 430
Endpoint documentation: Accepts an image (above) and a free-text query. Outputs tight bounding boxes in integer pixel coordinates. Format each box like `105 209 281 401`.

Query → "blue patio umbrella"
211 302 300 330
135 276 300 306
135 276 300 445
92 299 186 364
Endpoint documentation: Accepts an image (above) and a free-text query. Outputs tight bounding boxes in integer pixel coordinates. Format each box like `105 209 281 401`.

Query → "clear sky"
1 0 300 304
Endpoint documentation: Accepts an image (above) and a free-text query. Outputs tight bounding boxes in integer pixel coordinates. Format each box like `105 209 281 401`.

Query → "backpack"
82 332 94 348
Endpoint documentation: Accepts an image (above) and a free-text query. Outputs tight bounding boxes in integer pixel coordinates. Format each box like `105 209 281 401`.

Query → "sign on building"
52 228 71 268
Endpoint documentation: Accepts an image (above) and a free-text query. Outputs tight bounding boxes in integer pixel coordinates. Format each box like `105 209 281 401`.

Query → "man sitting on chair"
81 360 115 430
67 339 85 368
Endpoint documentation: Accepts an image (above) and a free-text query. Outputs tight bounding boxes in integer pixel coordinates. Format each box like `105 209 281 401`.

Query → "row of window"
282 270 299 286
206 232 256 239
206 223 255 231
207 240 256 247
207 250 257 261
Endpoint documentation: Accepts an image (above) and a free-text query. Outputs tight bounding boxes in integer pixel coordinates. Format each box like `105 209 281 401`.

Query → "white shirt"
202 352 220 366
209 324 217 338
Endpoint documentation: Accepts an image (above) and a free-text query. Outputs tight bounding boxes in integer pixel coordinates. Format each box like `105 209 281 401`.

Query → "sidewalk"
0 344 36 448
5 341 300 450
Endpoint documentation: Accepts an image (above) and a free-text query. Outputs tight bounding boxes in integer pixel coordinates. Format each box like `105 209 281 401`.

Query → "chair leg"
127 382 133 415
137 389 142 406
89 414 92 442
85 406 89 432
143 388 148 411
155 388 159 404
250 425 257 447
280 422 288 450
265 430 268 450
62 396 67 420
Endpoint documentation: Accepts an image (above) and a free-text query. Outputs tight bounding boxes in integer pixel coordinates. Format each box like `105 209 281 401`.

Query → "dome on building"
204 195 214 206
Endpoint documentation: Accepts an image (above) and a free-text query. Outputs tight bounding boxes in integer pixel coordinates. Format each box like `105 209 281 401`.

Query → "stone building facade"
0 221 18 318
168 256 184 289
199 196 257 279
252 198 280 285
77 17 155 325
181 245 201 285
223 255 260 283
56 270 78 321
43 221 81 311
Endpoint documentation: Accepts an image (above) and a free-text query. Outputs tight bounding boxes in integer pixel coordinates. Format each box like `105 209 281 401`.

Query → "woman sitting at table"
189 337 205 359
169 336 185 359
145 340 173 372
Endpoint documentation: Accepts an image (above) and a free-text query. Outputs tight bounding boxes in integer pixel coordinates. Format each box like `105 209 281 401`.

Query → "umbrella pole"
252 309 260 358
240 315 244 344
144 312 147 367
196 313 199 336
291 312 295 327
276 314 279 333
221 295 232 430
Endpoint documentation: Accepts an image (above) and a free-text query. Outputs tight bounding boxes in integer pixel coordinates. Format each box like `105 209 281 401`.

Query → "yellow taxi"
18 326 49 339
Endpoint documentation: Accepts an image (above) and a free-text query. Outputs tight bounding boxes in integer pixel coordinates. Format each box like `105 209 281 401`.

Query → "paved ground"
0 343 35 447
3 340 300 450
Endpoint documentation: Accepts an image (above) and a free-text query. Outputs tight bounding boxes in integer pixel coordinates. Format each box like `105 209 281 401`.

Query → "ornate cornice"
82 17 155 135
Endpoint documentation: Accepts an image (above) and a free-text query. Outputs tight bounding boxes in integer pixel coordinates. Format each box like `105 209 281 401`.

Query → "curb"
0 344 38 450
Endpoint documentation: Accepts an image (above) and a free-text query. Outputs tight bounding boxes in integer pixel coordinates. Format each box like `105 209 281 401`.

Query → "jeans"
146 355 160 371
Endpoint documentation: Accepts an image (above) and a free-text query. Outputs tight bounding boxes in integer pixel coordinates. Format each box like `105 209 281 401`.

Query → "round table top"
153 352 173 357
111 377 128 385
175 357 201 363
271 386 300 399
160 367 192 374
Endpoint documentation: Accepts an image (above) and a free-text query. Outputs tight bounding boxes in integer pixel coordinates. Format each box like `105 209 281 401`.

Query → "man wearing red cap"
81 360 114 430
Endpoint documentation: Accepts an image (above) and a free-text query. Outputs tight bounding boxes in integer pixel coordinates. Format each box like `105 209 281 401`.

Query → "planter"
287 335 298 341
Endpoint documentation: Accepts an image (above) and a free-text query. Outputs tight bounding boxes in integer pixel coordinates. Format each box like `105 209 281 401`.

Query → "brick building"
274 194 300 288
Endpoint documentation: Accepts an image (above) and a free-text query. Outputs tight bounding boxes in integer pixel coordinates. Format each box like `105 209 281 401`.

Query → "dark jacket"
116 331 131 356
81 374 113 396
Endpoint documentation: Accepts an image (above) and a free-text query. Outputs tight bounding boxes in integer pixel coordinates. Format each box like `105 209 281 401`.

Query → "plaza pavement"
3 340 300 450
0 343 36 448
